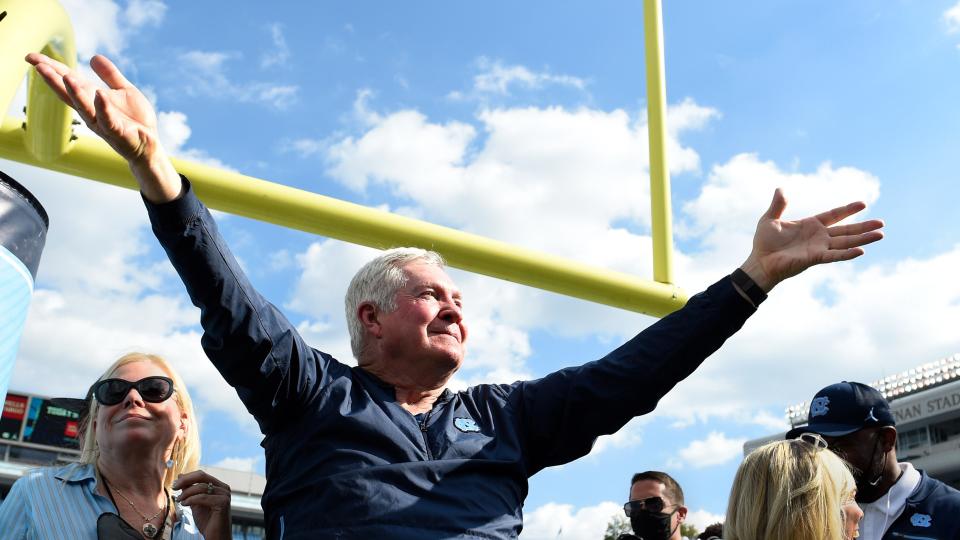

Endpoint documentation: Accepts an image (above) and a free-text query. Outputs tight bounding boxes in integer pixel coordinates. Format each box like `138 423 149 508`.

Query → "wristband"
731 268 767 307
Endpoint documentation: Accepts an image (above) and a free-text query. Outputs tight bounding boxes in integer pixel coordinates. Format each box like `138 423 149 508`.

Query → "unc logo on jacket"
909 513 931 528
454 417 481 433
885 472 960 540
429 385 515 459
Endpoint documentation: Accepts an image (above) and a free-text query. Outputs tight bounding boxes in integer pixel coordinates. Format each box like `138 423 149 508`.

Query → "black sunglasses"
623 496 668 517
92 376 175 406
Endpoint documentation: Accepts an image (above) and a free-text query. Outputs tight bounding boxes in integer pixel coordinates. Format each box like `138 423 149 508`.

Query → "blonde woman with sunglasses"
0 353 232 539
725 435 863 540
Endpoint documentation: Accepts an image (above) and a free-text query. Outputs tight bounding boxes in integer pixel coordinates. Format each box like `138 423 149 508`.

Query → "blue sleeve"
145 177 341 434
0 477 32 539
514 275 757 474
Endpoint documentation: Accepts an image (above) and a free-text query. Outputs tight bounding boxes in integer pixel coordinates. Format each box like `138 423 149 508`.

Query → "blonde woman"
0 353 232 539
725 436 863 540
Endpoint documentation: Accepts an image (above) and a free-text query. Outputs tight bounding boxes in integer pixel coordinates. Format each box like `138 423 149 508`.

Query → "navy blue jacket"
884 470 960 539
146 179 757 539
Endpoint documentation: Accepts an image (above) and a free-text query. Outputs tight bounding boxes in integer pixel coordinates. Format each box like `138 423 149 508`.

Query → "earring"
165 438 180 469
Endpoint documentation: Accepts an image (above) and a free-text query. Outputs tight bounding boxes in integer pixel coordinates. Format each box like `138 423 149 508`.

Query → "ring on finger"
206 482 214 495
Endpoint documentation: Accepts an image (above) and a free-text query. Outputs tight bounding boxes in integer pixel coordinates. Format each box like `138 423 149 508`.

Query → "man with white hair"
28 52 885 539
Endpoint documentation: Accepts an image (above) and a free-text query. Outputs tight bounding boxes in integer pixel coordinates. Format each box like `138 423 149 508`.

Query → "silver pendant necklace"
99 469 167 538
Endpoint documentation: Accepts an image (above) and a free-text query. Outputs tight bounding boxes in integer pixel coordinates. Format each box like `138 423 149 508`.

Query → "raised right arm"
26 54 338 433
146 176 335 432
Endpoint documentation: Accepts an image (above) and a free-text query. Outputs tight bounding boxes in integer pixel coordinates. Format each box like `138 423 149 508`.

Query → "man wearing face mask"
787 381 960 540
619 471 688 540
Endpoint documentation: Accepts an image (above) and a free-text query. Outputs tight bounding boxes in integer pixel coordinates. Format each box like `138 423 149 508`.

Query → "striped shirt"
0 463 203 540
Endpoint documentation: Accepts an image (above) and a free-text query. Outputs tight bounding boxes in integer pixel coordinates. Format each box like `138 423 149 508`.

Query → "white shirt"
858 462 921 540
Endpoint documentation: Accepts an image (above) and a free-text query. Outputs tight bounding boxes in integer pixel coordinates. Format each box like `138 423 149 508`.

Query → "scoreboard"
1 392 80 449
0 394 26 441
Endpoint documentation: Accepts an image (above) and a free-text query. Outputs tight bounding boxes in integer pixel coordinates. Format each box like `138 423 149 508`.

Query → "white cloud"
674 432 746 469
267 249 294 272
677 153 880 283
156 110 235 170
470 57 588 96
260 23 291 68
284 89 382 159
285 240 378 363
2 158 253 434
255 85 298 107
319 98 716 343
285 138 329 157
666 98 722 136
60 0 124 59
520 501 621 540
651 245 960 431
685 509 726 532
325 101 712 250
157 111 192 151
178 50 299 109
180 50 231 71
288 243 373 309
124 0 167 28
60 0 166 61
751 410 790 432
8 166 153 294
212 456 260 472
945 2 960 33
327 108 474 193
590 416 648 455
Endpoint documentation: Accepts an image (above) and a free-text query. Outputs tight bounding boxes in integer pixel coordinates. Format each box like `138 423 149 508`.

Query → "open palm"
746 189 884 291
25 53 160 163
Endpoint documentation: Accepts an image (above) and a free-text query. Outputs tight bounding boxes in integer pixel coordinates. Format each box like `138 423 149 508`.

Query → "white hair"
345 247 445 360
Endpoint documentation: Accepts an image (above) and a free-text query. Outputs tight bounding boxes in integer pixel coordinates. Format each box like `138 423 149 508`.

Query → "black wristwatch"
731 268 767 307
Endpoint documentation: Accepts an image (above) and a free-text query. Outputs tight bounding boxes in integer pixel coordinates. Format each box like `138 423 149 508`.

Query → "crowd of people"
0 45 950 540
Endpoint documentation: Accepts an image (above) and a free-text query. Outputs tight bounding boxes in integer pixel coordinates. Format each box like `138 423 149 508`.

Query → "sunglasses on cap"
92 376 175 406
623 496 670 517
797 432 829 449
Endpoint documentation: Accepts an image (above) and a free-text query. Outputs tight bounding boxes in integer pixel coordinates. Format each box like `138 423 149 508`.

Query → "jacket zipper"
419 410 433 460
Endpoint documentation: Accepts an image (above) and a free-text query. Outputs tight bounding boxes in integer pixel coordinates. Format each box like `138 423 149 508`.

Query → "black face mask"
630 509 676 540
852 434 885 501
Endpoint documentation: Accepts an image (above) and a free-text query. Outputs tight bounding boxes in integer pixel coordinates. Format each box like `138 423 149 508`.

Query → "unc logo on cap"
454 417 481 433
910 513 932 527
810 396 831 417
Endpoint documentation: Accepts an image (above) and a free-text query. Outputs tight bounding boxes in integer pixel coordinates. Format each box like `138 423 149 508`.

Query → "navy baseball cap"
786 381 896 439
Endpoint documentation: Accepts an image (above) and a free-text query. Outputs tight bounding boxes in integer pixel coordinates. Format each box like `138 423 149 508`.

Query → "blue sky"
5 0 960 537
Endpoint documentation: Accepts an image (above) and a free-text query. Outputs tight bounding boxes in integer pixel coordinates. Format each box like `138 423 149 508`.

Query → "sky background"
4 0 960 537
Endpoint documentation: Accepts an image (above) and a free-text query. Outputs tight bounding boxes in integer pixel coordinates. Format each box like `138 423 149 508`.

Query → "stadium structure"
744 353 960 489
0 389 266 539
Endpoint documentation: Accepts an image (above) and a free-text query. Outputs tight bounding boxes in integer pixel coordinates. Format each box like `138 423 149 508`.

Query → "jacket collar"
355 365 454 405
906 469 934 504
54 462 96 484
